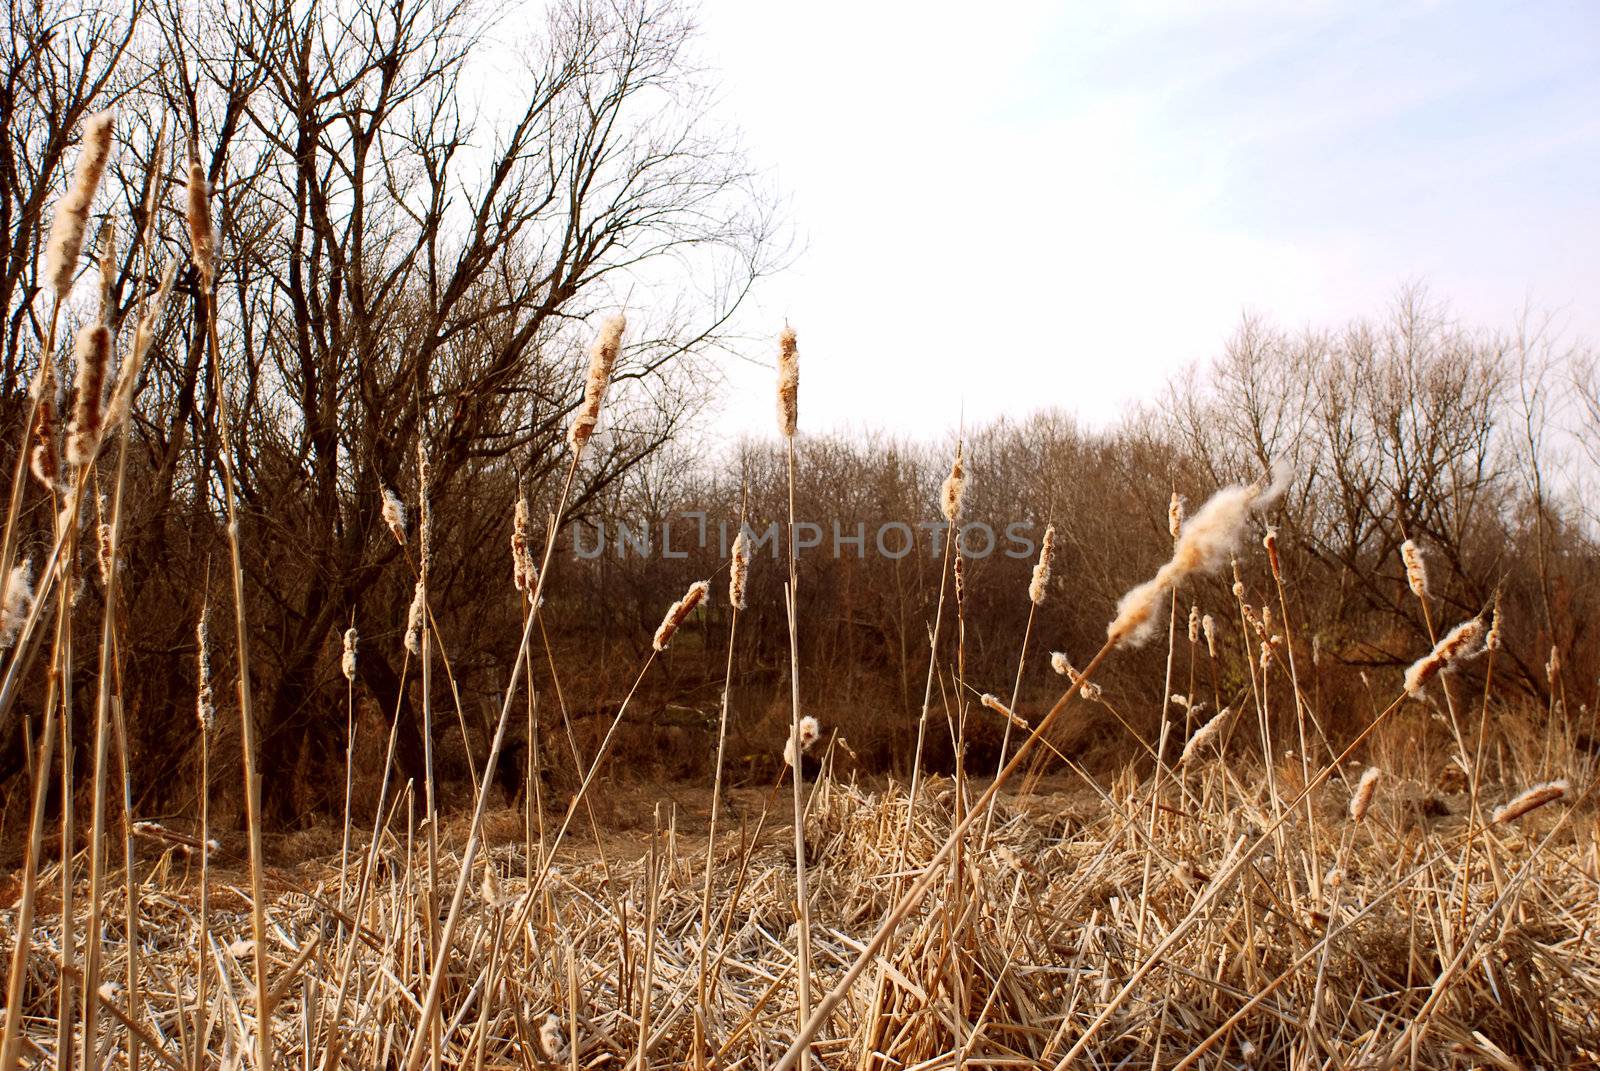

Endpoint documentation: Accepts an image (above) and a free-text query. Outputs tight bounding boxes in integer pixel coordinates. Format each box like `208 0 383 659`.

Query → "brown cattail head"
567 315 626 450
341 626 358 682
952 552 966 607
1107 466 1291 648
1349 766 1381 822
1492 779 1568 824
29 377 59 491
404 580 426 654
67 323 113 465
1403 617 1485 695
97 219 117 322
940 443 966 523
776 325 798 438
1400 539 1429 598
729 528 749 610
44 111 115 298
1263 525 1281 578
1545 644 1561 686
416 440 433 573
96 495 114 585
653 579 709 651
480 866 503 909
186 154 216 283
1168 492 1184 540
981 693 1030 732
381 488 407 545
1202 613 1216 657
1028 524 1055 605
1 559 36 649
1485 600 1502 651
1187 604 1200 645
196 606 215 733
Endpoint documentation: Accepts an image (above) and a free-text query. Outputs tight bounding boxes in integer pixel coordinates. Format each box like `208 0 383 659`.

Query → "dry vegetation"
4 2 1600 1069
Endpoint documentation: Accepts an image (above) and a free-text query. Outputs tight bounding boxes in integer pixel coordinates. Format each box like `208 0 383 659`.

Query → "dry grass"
2 754 1596 1069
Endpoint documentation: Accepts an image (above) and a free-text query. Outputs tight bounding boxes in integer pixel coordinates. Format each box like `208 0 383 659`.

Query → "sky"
686 0 1600 438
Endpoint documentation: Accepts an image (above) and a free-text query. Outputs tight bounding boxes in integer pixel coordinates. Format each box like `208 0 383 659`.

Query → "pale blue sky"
694 0 1600 435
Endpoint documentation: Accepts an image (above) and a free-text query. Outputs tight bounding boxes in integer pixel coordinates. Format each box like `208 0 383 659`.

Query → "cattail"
381 488 407 545
783 715 822 767
1180 706 1232 765
1485 602 1502 651
1050 653 1102 701
1263 525 1281 578
1311 634 1322 668
1403 617 1485 695
196 607 214 733
404 580 426 654
567 315 626 449
97 514 114 585
29 380 58 490
538 1015 568 1062
511 494 537 595
1107 466 1291 648
729 528 749 610
940 443 966 523
103 259 177 435
981 693 1030 732
341 627 358 682
1 559 36 649
1349 766 1381 822
1492 779 1568 824
1546 645 1561 686
44 111 114 298
97 220 116 320
952 552 966 606
416 441 433 571
480 866 502 908
1324 866 1344 889
1171 693 1191 709
1400 539 1428 598
1202 613 1216 657
776 325 798 438
1187 604 1200 644
1168 492 1184 540
186 155 216 283
67 323 113 465
653 579 709 651
1259 639 1274 673
1028 524 1055 605
1231 558 1245 600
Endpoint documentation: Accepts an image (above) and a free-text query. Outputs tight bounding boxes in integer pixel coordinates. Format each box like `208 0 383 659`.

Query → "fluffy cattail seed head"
1349 766 1381 822
940 444 966 523
1 559 37 649
1168 492 1184 540
1263 525 1281 578
186 156 216 283
1546 645 1561 686
1202 613 1216 657
67 323 113 465
1400 539 1429 598
776 326 798 438
404 580 426 654
653 579 709 651
45 111 114 298
539 1015 568 1062
511 494 537 596
1188 604 1200 645
1028 524 1055 605
196 607 214 732
952 551 966 606
1403 617 1485 695
341 627 358 681
1492 779 1568 824
729 528 749 610
1107 468 1291 648
1180 706 1232 765
784 715 822 767
568 314 625 449
29 381 58 490
981 693 1030 732
381 488 407 545
1486 602 1502 651
480 867 503 908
